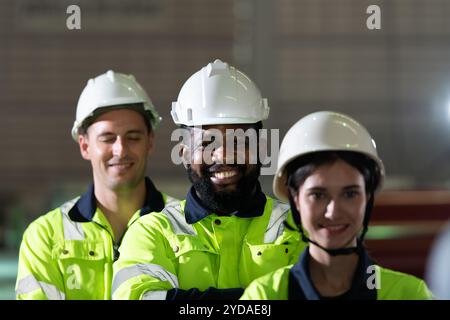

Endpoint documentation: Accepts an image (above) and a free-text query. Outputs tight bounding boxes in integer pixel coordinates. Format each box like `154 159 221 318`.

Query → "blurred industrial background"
1 0 450 299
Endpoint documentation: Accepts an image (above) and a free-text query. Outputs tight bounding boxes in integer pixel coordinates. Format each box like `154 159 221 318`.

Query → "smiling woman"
291 155 368 253
241 111 433 300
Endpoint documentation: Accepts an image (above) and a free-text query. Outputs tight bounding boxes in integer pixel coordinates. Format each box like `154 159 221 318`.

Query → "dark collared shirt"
68 177 165 222
288 247 377 300
183 182 267 224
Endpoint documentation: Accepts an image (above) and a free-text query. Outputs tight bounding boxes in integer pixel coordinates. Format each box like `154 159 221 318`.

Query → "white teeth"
214 171 237 179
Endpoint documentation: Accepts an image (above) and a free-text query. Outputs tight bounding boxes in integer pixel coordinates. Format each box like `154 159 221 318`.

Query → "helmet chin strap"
299 232 363 256
288 193 374 257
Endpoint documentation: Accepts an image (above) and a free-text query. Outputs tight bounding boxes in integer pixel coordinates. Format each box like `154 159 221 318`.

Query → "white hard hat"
171 59 269 126
273 111 385 202
71 70 161 141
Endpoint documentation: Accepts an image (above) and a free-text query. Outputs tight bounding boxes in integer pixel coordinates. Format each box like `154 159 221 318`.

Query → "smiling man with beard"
112 60 306 300
185 123 262 216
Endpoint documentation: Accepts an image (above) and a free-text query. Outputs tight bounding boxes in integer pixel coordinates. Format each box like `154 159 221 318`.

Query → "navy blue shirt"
167 181 267 300
183 182 267 224
68 177 165 222
288 247 378 300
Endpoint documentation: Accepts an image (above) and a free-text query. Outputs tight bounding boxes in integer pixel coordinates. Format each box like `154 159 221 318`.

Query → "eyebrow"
306 185 363 191
306 187 326 192
125 130 146 135
97 132 115 138
97 130 145 137
343 185 363 190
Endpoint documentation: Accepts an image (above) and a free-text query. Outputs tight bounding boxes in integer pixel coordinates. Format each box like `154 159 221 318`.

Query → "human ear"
79 134 91 160
180 143 191 169
147 131 155 156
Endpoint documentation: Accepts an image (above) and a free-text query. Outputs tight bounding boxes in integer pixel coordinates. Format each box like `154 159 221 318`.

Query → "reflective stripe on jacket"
240 248 433 300
16 179 176 300
112 197 307 299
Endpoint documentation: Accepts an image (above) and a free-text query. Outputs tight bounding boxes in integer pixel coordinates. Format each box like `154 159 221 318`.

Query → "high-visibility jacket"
16 177 176 300
112 187 307 300
240 247 433 300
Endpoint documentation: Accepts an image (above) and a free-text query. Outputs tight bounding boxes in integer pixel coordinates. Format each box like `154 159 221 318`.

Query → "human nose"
112 136 127 157
210 138 247 165
324 199 339 219
211 144 226 164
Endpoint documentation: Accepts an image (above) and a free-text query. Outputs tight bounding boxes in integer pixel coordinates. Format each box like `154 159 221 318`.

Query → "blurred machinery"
367 191 450 278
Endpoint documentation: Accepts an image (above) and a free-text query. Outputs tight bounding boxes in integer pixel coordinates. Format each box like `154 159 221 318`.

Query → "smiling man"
15 70 176 300
112 60 306 300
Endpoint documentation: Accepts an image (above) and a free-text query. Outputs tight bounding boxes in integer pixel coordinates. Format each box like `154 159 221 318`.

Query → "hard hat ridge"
171 59 269 126
71 70 161 141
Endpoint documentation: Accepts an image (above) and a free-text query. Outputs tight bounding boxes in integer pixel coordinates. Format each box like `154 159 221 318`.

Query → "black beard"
187 164 261 214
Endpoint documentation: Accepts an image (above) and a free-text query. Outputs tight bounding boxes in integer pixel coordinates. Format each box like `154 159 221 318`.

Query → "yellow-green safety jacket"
240 247 433 300
112 185 307 300
16 177 176 300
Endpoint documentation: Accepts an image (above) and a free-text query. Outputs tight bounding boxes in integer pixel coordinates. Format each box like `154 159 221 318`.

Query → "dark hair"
78 103 153 136
180 121 263 131
286 151 381 199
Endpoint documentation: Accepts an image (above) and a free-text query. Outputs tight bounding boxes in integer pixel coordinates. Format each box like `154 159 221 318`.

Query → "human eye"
203 136 222 150
235 136 249 148
309 191 325 201
127 134 142 141
98 135 116 143
202 140 212 148
344 189 360 199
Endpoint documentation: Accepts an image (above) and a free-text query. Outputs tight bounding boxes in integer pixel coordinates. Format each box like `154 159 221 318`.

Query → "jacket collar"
288 246 378 300
68 177 165 222
184 182 267 224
